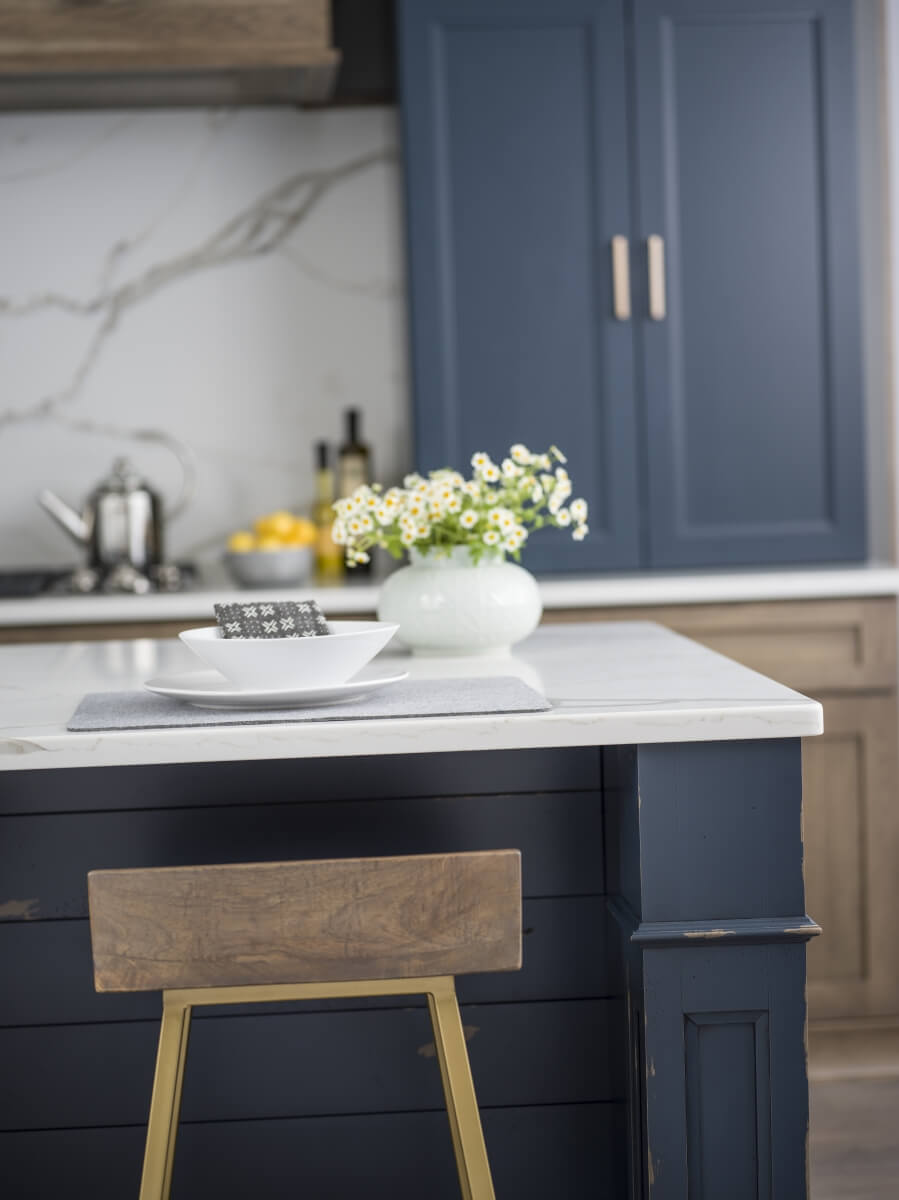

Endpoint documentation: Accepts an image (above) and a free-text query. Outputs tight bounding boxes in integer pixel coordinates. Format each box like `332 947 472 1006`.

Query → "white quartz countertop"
0 622 822 772
1 562 897 627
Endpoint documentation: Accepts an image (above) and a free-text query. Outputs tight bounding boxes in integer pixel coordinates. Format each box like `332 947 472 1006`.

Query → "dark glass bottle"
337 409 372 575
337 409 371 499
312 442 343 580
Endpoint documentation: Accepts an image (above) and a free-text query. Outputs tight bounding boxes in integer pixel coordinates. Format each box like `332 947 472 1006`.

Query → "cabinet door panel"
634 0 866 566
398 0 641 571
804 695 899 1019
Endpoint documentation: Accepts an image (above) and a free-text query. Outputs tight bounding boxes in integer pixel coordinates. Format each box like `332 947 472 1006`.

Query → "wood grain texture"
0 896 611 1027
88 850 522 992
0 0 338 72
804 694 899 1019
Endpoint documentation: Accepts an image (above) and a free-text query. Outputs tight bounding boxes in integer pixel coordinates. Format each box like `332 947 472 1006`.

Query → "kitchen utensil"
178 620 399 689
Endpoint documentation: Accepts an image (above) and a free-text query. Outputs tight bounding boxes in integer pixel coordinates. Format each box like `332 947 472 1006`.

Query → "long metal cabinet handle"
611 236 631 320
647 234 667 320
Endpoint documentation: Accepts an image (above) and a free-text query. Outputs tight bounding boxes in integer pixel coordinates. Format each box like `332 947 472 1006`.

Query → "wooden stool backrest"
88 849 521 993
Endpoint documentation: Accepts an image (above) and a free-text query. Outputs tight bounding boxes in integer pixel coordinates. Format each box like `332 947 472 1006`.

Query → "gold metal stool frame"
88 850 522 1200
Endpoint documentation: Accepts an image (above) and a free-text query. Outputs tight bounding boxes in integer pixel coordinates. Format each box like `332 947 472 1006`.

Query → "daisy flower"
334 441 585 567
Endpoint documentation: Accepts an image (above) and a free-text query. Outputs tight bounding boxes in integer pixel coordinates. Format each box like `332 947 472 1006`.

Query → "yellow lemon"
254 510 296 540
255 535 284 552
283 516 317 547
226 531 256 553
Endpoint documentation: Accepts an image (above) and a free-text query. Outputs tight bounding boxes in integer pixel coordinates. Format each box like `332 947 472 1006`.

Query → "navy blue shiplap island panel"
398 0 642 572
398 0 866 570
634 0 866 566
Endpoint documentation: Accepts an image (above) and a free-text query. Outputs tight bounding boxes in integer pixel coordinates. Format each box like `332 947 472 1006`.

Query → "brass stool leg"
139 997 192 1200
427 979 496 1200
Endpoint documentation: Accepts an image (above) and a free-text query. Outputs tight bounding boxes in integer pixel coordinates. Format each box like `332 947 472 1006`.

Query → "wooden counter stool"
87 849 522 1200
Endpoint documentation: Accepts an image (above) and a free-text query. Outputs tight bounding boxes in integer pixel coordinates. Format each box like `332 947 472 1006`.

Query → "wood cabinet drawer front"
544 597 897 692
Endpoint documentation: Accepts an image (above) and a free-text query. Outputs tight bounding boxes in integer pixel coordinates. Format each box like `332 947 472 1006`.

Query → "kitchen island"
0 623 822 1198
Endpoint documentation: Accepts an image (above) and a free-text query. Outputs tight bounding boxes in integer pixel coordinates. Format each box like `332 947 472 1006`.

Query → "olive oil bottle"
313 442 344 580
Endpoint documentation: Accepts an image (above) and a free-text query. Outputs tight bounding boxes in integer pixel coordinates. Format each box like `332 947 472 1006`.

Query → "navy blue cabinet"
634 0 866 566
398 0 867 572
398 0 642 572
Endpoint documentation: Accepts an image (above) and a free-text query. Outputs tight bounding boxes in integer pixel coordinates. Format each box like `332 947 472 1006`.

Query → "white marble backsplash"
0 106 410 568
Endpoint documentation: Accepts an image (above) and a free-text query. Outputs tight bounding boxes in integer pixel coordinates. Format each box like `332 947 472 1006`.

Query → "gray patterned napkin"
214 600 330 639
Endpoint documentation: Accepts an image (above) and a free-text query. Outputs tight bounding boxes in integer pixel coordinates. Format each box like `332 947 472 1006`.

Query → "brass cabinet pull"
611 235 631 320
647 234 667 320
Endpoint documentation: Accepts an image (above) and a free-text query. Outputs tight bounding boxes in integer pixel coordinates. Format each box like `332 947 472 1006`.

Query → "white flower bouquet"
332 443 589 567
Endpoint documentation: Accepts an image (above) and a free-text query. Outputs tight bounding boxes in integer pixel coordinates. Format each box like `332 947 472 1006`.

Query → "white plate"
143 668 410 710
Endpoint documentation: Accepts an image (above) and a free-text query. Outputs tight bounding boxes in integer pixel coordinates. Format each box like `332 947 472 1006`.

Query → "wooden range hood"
0 0 341 109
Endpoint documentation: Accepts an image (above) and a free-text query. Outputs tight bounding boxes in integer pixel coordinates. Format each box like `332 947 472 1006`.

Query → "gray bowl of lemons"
224 511 317 588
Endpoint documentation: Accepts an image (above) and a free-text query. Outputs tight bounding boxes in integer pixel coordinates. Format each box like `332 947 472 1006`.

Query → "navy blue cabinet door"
397 0 641 572
634 0 867 566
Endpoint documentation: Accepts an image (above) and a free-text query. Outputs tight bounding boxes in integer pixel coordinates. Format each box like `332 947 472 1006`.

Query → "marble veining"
0 623 823 771
0 108 409 568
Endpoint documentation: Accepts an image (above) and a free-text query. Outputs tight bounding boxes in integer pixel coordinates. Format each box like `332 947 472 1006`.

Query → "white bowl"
179 621 399 690
223 547 313 588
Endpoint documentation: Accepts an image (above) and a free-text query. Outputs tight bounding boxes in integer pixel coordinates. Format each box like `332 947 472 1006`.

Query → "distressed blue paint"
607 739 814 1197
685 1011 771 1200
634 0 866 565
397 0 641 572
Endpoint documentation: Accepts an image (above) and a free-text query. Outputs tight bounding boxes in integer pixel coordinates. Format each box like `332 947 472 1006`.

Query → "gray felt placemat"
67 676 551 732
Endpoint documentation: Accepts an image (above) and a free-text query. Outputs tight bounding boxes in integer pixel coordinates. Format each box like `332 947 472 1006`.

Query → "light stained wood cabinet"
803 694 899 1019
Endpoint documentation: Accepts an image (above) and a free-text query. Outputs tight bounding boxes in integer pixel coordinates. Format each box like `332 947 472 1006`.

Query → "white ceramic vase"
376 546 543 656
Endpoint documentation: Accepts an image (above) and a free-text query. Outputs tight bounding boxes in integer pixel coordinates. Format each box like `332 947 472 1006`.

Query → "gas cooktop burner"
0 564 198 597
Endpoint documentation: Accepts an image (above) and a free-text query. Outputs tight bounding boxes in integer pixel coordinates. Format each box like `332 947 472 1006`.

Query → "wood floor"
810 1077 899 1198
